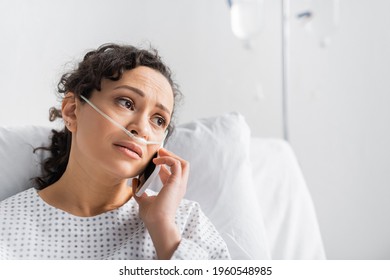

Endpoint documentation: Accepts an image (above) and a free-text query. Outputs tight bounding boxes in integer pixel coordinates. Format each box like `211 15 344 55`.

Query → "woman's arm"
132 148 189 259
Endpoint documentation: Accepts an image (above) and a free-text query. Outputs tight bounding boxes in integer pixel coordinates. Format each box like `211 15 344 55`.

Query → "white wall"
289 0 390 259
0 0 283 137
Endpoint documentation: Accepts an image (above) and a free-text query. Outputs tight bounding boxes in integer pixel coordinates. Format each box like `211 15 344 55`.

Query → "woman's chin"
106 164 142 180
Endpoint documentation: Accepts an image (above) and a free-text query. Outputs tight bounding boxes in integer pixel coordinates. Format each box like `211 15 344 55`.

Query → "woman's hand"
131 148 189 259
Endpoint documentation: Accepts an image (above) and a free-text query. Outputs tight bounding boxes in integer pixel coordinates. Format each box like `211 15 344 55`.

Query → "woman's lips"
113 141 143 159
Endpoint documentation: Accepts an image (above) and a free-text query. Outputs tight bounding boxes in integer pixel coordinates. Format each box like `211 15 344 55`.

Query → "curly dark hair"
34 43 182 190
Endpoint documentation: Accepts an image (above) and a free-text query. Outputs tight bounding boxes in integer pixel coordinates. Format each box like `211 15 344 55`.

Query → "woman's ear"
62 92 78 132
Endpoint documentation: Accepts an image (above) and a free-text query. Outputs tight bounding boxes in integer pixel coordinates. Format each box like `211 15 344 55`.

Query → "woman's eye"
152 116 166 127
117 98 135 110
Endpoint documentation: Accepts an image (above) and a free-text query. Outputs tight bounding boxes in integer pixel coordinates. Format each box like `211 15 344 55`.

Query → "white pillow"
162 113 270 259
0 125 52 201
0 113 270 259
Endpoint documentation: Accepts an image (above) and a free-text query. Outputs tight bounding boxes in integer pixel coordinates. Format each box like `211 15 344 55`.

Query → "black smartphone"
135 152 160 197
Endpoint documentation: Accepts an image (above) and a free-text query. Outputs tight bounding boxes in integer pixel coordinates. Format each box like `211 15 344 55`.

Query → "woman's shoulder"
0 188 38 211
177 197 206 223
178 197 202 212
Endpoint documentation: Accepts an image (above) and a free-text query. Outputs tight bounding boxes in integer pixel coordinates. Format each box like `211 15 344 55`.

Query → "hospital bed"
0 112 326 259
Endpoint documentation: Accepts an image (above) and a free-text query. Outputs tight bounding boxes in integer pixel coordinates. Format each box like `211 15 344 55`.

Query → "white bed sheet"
250 138 326 259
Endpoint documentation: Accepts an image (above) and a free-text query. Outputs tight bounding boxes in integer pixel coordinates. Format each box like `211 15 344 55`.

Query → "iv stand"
281 0 290 141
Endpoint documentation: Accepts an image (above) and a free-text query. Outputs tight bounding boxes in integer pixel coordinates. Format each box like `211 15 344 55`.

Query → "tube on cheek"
80 95 167 145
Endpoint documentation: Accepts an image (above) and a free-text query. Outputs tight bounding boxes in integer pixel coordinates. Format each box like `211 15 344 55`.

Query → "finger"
158 164 171 184
156 157 190 185
157 147 172 156
154 158 190 196
157 149 190 174
158 148 184 161
153 156 182 178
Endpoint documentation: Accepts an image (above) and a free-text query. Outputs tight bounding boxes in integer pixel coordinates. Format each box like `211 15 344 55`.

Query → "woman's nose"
126 116 150 139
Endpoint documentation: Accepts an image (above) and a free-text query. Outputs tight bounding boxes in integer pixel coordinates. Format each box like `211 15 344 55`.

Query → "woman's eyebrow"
156 103 171 116
114 85 145 97
114 85 171 115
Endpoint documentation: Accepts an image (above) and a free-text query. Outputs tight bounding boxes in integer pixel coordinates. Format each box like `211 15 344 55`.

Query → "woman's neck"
38 165 133 217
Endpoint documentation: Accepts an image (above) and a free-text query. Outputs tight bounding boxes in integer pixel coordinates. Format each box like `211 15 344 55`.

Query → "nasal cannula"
80 95 167 145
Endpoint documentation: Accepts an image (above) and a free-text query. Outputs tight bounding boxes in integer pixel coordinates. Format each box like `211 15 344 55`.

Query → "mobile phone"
135 152 160 197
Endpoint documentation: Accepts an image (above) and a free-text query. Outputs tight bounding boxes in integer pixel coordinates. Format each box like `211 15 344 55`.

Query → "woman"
0 43 230 260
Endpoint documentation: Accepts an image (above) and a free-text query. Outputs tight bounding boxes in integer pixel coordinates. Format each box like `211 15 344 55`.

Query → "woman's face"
71 66 174 180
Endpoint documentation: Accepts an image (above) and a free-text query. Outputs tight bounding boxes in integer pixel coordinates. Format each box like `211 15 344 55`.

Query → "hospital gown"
0 188 230 260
